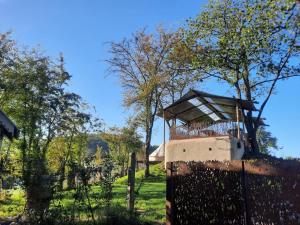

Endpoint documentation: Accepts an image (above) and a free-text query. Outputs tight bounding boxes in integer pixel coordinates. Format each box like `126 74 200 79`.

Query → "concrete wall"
230 137 245 160
165 136 244 163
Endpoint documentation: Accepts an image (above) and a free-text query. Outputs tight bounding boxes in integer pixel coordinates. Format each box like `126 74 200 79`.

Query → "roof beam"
187 110 243 123
196 96 227 120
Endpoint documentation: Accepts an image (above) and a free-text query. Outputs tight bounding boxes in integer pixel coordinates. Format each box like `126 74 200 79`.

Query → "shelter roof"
160 90 257 124
0 109 19 140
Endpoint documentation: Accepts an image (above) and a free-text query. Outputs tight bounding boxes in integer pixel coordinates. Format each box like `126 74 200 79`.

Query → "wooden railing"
169 121 239 140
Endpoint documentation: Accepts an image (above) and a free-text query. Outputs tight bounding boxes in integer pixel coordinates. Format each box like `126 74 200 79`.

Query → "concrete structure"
0 109 19 141
0 108 19 190
159 90 258 164
165 136 244 163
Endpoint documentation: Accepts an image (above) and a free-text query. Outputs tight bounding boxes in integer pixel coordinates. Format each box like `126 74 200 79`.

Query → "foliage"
101 124 142 177
101 129 129 177
0 48 75 215
0 32 99 219
119 123 143 155
256 127 280 155
184 0 300 153
100 152 114 208
0 164 166 224
0 188 25 217
0 138 22 188
107 28 198 176
2 1 299 223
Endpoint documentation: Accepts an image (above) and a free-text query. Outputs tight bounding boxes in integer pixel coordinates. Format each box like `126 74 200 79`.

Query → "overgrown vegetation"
0 164 166 224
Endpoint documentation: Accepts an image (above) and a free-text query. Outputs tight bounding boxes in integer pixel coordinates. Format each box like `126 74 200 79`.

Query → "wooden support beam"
236 104 241 140
163 111 166 168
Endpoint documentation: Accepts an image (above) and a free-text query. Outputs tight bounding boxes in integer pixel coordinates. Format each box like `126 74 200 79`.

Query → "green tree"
100 121 142 212
0 32 17 196
107 28 196 176
0 32 14 82
47 137 68 190
256 127 280 155
0 139 20 194
101 127 131 177
0 46 85 217
60 104 92 190
48 116 91 192
100 151 114 208
184 0 299 153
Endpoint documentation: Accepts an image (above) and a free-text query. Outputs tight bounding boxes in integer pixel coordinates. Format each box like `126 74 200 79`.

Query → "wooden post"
166 162 174 225
163 111 166 168
171 162 175 225
127 151 136 213
242 114 245 140
236 104 241 140
241 161 251 225
241 109 246 144
0 129 3 193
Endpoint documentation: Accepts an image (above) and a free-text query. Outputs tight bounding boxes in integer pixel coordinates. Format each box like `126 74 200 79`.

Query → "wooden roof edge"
0 108 19 139
163 90 197 111
163 89 258 113
192 90 258 111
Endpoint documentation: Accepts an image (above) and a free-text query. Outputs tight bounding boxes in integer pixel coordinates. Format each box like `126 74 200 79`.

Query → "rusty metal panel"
166 159 300 225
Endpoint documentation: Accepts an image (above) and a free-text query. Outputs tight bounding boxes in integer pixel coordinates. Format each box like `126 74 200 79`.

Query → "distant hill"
87 133 158 160
87 134 109 155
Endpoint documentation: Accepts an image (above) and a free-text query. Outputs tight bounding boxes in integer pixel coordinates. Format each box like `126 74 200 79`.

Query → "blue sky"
1 0 299 158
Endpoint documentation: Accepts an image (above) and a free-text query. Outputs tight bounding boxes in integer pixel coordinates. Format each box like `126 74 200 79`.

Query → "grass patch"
115 163 166 222
0 188 25 217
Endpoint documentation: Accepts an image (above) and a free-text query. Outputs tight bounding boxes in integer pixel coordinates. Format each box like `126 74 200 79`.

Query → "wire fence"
169 121 239 140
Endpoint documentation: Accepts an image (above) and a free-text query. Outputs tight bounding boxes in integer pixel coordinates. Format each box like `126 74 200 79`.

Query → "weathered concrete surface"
165 136 244 163
229 136 245 160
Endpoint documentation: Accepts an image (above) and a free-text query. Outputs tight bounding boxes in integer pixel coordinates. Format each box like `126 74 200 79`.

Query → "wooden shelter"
159 90 259 163
0 109 19 141
0 108 19 189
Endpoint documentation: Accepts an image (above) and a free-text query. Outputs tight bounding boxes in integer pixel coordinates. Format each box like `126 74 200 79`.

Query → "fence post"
166 162 174 225
241 161 251 225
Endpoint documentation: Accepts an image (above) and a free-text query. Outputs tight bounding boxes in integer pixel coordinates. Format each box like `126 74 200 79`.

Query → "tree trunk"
26 174 52 214
144 131 151 177
57 162 65 191
144 91 158 177
248 127 259 154
25 159 52 219
127 152 136 213
120 166 124 177
67 167 76 190
242 74 260 154
245 112 260 154
0 178 3 194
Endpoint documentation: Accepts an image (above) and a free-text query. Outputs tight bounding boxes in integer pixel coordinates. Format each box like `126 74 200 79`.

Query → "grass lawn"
114 163 166 222
0 163 166 224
